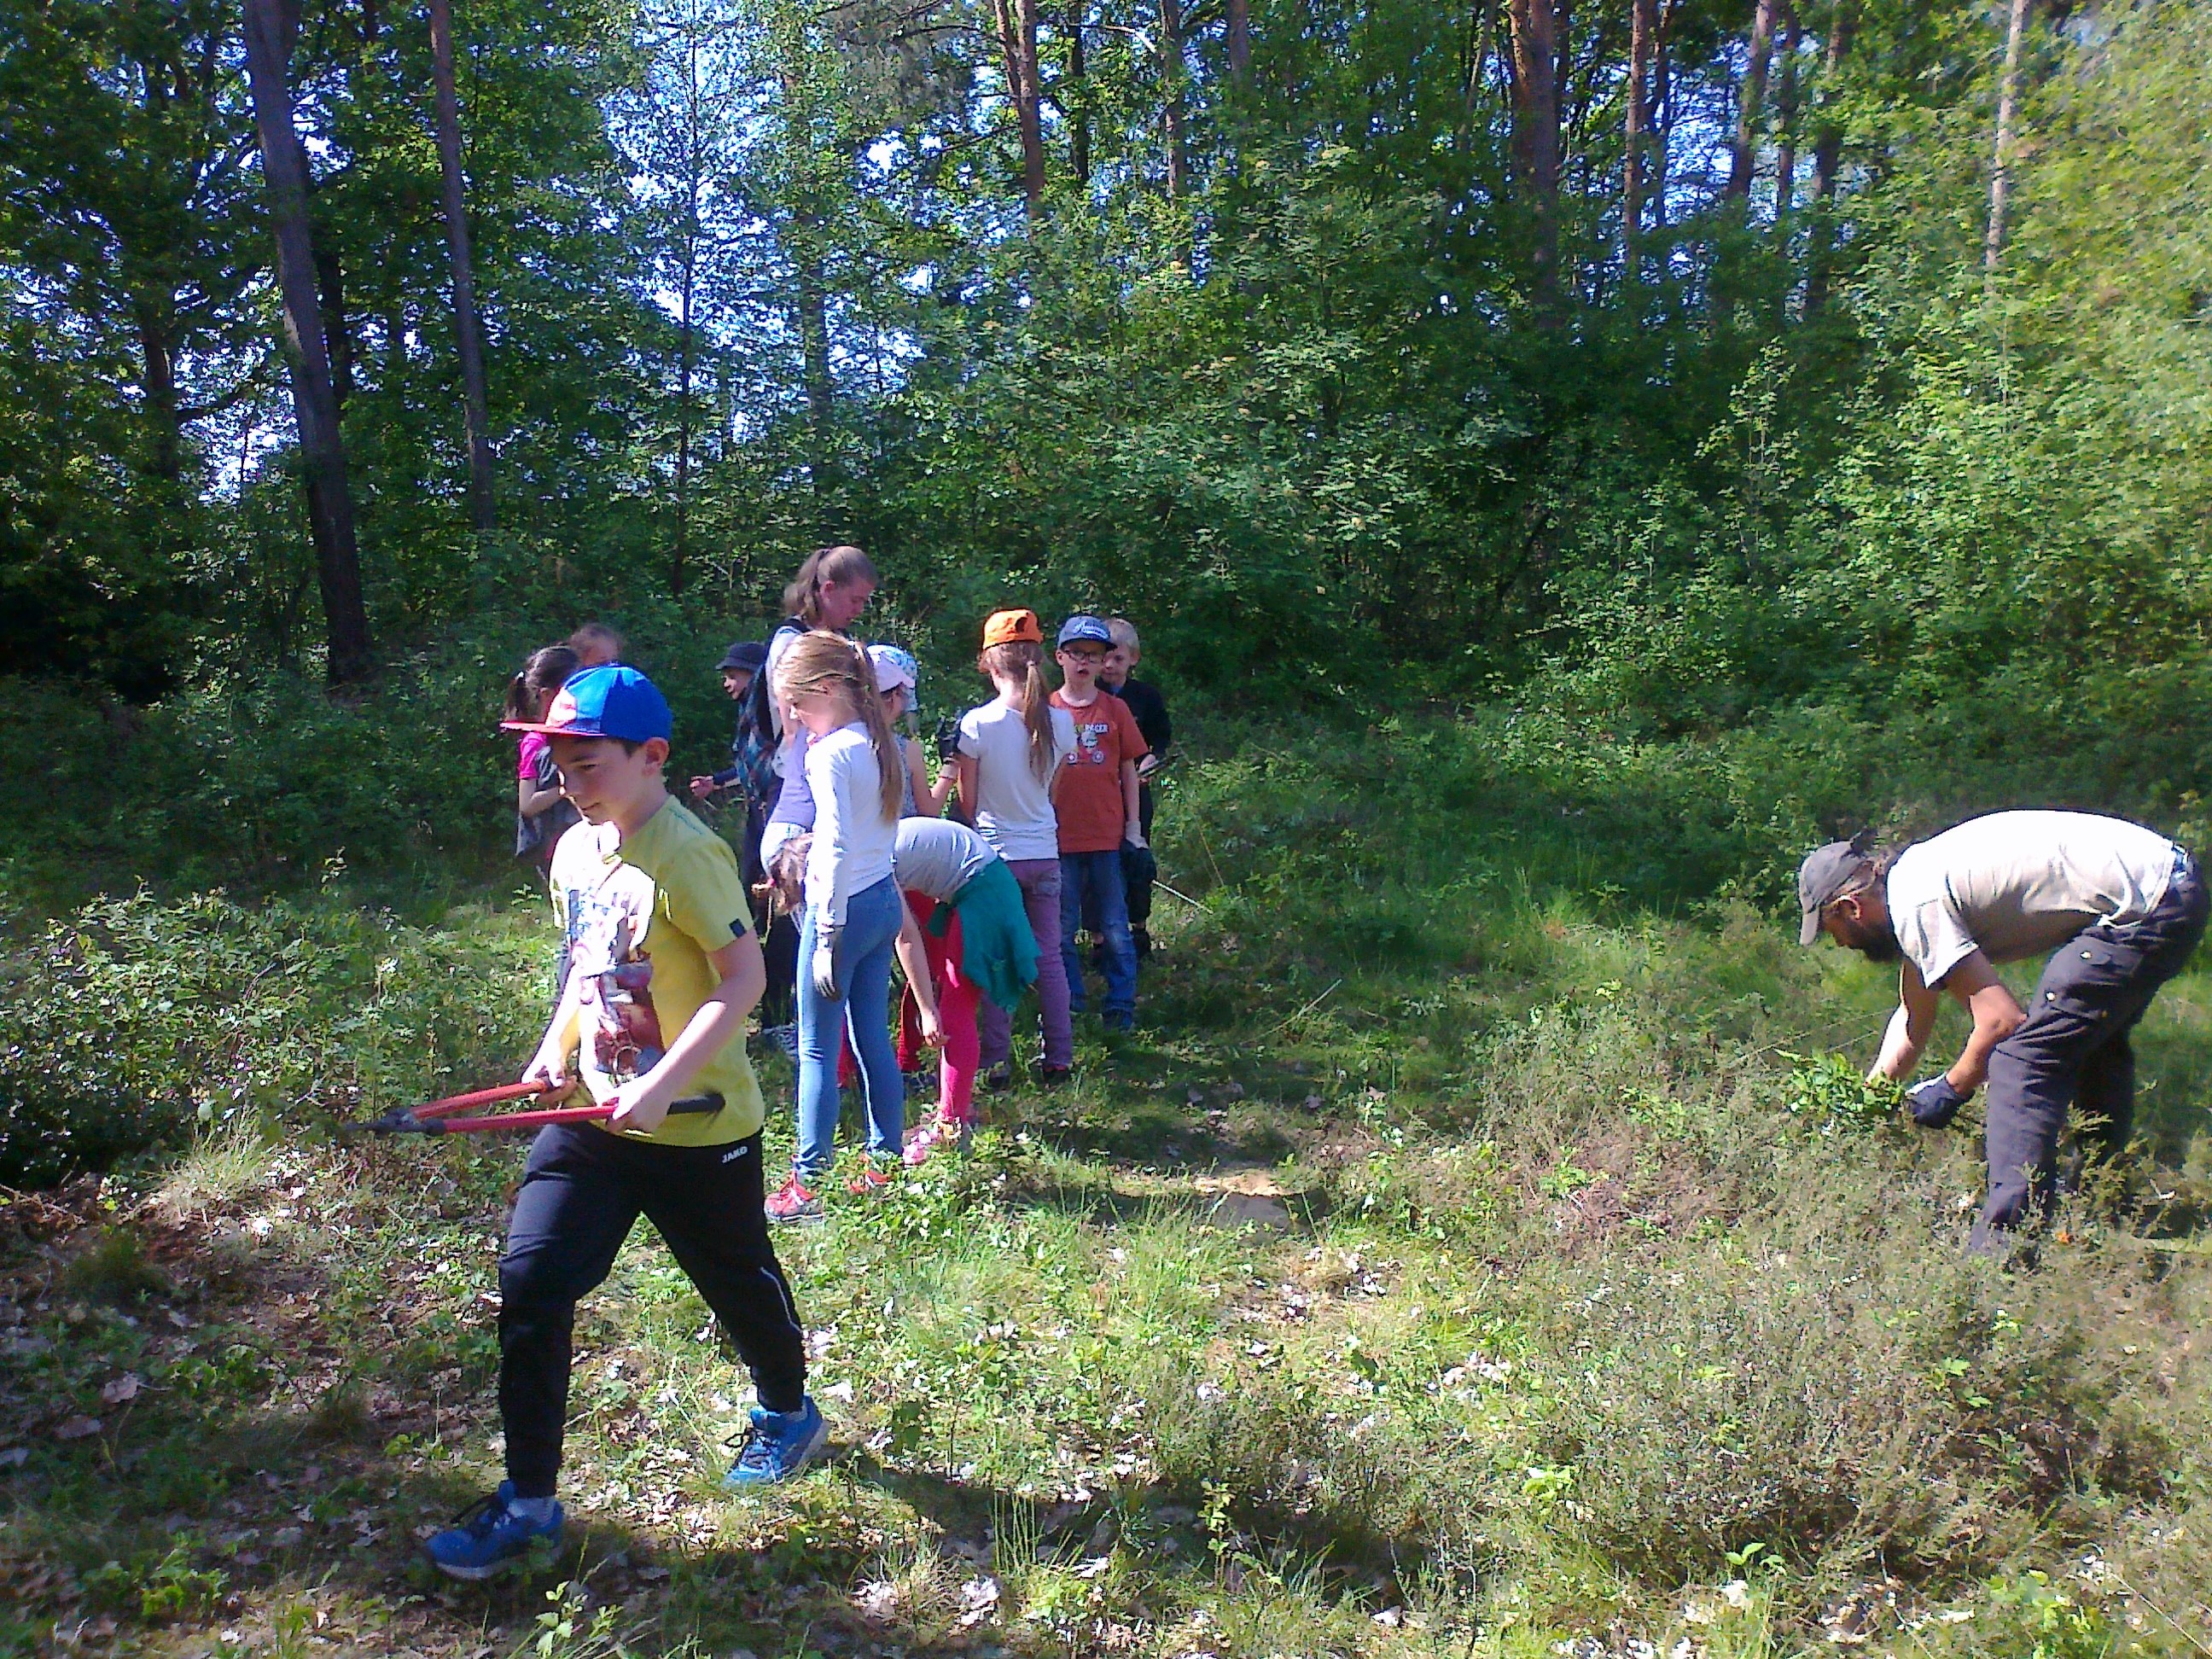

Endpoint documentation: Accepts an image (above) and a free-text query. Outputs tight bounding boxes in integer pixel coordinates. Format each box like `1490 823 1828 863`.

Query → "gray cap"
1796 830 1878 946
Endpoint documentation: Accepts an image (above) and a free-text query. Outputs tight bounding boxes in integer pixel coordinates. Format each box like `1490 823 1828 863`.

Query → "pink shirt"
518 731 550 783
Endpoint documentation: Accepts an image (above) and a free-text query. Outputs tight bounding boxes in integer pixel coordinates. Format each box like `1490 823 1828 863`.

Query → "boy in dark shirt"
1101 619 1170 957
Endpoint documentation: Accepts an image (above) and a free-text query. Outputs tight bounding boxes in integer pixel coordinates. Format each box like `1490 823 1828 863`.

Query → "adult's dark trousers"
760 911 800 1029
498 1126 807 1496
1972 850 2208 1254
1125 784 1158 946
736 799 800 1029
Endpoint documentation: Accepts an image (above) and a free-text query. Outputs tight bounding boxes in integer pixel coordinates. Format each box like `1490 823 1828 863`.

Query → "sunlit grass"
5 719 2211 1655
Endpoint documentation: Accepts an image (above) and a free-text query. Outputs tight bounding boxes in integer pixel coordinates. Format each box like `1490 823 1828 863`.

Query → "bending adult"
1799 809 2206 1254
754 546 879 1046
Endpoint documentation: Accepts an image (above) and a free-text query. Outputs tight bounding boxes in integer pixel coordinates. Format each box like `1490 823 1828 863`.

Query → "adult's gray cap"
1796 829 1879 946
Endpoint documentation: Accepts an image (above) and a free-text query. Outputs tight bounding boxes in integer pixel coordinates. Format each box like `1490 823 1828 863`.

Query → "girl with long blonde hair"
764 631 912 1220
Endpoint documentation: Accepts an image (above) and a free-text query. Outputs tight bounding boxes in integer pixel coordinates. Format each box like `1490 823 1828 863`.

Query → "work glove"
1905 1074 1968 1129
934 716 963 763
1121 841 1158 889
811 924 841 1001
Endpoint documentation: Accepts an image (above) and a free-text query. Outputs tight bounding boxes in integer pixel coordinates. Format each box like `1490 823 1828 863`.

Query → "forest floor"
6 725 2212 1658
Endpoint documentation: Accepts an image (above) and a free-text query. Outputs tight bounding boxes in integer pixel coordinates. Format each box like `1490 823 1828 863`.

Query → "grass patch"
3 714 2211 1656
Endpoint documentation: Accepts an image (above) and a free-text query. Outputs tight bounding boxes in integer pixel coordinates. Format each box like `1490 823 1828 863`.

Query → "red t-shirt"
1050 690 1148 853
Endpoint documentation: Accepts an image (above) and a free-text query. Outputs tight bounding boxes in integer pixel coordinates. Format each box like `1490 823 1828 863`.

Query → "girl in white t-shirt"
957 609 1078 1085
765 632 913 1221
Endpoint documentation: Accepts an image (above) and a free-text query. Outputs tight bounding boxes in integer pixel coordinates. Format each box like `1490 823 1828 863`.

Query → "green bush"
0 886 547 1185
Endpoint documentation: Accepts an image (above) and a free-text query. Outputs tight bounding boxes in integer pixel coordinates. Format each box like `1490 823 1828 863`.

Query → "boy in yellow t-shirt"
423 667 823 1581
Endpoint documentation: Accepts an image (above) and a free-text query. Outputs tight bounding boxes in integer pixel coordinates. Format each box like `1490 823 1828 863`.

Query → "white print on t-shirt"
563 864 668 1085
1068 712 1115 765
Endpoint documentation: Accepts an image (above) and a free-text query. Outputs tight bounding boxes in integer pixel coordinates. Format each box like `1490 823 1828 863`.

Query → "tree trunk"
136 304 183 481
993 0 1045 216
1984 0 2033 271
1067 3 1090 183
1158 0 1188 200
672 41 701 597
1506 0 1560 318
313 241 353 412
1650 0 1674 227
795 236 834 491
1226 0 1249 83
1726 0 1778 209
1553 0 1572 131
1624 0 1656 265
428 0 496 530
1773 2 1802 222
1803 0 1854 314
241 0 373 685
1458 0 1492 148
674 235 695 595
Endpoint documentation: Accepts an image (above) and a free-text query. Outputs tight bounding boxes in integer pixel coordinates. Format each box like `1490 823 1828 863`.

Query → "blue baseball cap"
502 664 672 743
1057 614 1112 649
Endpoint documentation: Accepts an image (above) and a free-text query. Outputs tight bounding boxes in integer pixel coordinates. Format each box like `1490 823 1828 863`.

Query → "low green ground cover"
3 717 2210 1657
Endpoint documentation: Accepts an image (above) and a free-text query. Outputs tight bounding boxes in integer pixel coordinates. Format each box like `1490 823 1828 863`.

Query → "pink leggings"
897 894 983 1121
975 857 1073 1073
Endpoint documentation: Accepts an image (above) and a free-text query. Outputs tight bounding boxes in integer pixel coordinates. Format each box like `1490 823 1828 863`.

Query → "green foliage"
1780 1051 1901 1131
0 881 545 1184
3 715 2210 1657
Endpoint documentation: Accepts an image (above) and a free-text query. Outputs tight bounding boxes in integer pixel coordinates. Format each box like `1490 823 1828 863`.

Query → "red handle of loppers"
422 1094 724 1134
410 1080 559 1121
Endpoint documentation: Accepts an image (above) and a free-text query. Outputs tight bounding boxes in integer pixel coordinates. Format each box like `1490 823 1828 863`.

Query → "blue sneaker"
422 1481 562 1580
725 1397 829 1487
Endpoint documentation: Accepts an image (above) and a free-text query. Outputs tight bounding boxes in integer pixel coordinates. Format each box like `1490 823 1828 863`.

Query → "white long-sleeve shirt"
803 724 898 927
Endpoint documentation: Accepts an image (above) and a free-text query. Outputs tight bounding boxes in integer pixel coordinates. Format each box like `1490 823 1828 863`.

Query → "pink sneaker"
765 1175 824 1224
846 1158 894 1196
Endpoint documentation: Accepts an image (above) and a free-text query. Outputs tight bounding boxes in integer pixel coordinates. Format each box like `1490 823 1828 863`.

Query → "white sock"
509 1493 557 1522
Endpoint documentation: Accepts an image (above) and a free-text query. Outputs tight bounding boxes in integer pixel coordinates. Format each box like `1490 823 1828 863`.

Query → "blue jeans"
795 877 905 1179
1060 850 1136 1020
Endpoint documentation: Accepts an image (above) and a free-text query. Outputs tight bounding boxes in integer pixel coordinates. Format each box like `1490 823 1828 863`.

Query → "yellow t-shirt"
549 797 764 1145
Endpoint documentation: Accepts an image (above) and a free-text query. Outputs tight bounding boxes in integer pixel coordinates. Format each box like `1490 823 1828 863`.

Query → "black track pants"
497 1126 807 1496
1973 852 2208 1254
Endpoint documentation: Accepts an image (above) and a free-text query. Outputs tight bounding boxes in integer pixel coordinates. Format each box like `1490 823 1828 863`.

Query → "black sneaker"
983 1062 1013 1093
1033 1062 1072 1089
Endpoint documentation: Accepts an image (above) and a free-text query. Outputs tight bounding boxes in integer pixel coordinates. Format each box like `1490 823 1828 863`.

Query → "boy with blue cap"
423 665 823 1580
1051 615 1148 1031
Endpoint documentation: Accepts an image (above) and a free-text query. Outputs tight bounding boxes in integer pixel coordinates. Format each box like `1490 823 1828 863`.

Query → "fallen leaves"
957 1576 1001 1627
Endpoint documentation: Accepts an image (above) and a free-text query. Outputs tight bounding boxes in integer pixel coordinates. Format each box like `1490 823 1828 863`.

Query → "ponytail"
774 630 905 824
847 640 907 822
502 644 580 725
979 641 1057 783
781 544 879 631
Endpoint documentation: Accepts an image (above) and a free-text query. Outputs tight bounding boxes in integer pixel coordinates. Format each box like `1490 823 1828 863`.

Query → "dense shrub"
0 888 547 1185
